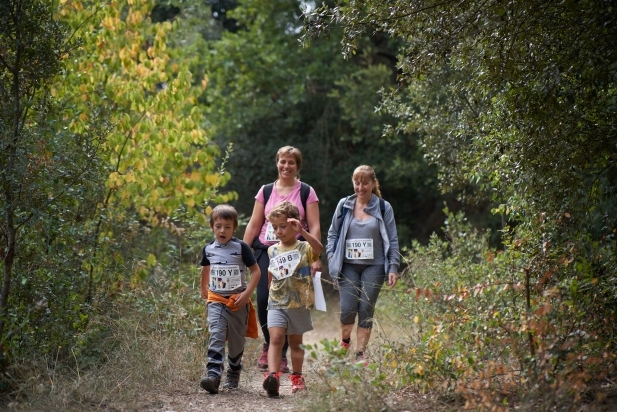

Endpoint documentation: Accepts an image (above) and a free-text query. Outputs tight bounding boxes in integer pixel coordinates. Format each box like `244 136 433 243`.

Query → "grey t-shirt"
343 217 385 266
200 237 256 296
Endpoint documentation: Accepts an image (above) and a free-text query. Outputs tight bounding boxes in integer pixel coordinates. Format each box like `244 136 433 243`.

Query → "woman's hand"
387 272 398 287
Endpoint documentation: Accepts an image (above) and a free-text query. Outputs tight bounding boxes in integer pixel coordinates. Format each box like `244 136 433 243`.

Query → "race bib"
269 250 301 280
264 221 278 242
210 265 242 291
345 239 374 259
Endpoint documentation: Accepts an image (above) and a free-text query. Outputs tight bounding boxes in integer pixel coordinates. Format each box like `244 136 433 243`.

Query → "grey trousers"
205 302 249 378
338 263 386 329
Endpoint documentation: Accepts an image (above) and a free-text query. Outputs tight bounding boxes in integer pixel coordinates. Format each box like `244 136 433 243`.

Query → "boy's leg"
288 333 304 373
201 303 228 393
266 326 286 374
223 304 249 389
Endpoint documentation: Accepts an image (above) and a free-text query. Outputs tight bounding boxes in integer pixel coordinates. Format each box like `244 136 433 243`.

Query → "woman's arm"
243 200 265 246
383 201 400 275
305 201 322 275
326 198 345 259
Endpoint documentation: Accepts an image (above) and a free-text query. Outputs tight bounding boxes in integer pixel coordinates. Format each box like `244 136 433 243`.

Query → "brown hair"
266 201 300 221
275 146 302 176
352 165 382 198
210 204 239 230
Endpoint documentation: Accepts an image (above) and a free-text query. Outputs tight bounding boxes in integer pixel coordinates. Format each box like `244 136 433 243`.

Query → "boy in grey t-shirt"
199 205 260 394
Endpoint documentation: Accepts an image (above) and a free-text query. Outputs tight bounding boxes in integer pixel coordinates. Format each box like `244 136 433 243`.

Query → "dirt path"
144 295 401 412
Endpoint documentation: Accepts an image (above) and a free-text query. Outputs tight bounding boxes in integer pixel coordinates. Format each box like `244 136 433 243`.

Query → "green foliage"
305 0 617 407
200 0 444 245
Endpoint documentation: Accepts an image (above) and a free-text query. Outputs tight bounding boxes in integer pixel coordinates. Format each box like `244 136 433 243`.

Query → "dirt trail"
145 294 404 412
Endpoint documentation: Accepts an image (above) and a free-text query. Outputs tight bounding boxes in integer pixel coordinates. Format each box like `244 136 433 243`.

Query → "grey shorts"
267 308 313 335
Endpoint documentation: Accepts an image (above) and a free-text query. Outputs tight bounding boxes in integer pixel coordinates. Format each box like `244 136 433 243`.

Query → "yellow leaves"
146 253 156 267
79 112 88 121
135 64 149 77
205 173 220 186
186 198 195 208
128 9 143 26
201 77 209 90
414 316 419 323
391 361 398 368
101 16 119 30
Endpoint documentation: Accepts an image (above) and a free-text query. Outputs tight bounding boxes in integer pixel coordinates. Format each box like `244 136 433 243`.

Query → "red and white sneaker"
355 352 368 367
290 373 306 393
339 340 351 350
257 345 268 370
262 372 281 397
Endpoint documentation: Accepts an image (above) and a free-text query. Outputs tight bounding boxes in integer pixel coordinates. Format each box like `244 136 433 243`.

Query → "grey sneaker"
200 376 220 394
222 371 240 389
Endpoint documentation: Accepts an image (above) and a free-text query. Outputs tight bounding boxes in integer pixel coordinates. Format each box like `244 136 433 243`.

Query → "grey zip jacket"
326 194 400 285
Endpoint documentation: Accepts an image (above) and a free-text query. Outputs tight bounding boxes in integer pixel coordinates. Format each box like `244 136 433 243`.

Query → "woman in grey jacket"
326 165 399 362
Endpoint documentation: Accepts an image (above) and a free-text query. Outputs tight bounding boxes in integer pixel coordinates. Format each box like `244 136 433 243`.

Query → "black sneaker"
200 376 220 394
262 372 280 397
222 371 240 390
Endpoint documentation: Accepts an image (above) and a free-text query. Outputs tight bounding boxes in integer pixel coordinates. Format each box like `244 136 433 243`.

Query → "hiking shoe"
279 357 290 373
355 352 368 367
200 375 220 394
257 344 269 370
222 371 240 390
339 340 351 350
262 372 281 397
290 373 306 393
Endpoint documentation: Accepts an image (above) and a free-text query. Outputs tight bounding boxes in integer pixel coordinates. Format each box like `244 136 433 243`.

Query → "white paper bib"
264 221 278 242
269 250 301 280
209 265 242 291
345 239 374 259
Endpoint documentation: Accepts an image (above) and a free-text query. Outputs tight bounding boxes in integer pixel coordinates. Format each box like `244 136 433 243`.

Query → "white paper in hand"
313 271 327 312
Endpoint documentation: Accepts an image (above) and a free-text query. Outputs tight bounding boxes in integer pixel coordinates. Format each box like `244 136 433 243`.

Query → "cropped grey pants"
338 264 385 329
205 302 248 378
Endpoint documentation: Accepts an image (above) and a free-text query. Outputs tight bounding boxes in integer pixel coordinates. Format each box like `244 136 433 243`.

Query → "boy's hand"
234 291 250 308
201 290 208 301
287 218 302 234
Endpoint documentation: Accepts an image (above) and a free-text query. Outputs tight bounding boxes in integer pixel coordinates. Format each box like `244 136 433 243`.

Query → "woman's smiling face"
277 154 298 180
353 175 374 201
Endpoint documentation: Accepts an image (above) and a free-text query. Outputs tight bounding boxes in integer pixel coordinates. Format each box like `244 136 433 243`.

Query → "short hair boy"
199 204 261 394
262 201 323 397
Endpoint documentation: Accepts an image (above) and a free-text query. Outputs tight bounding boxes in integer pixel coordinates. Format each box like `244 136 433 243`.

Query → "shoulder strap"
379 198 385 218
300 182 310 213
262 183 275 207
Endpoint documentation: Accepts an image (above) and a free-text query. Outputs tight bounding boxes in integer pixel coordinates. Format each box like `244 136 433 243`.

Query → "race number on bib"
264 221 278 242
210 265 242 291
269 250 301 280
345 239 374 259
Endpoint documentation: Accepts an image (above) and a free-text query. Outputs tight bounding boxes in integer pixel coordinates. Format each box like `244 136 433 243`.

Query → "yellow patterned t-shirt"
267 240 318 309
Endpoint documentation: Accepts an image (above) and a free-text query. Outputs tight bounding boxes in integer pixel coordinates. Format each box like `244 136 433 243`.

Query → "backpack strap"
379 198 385 218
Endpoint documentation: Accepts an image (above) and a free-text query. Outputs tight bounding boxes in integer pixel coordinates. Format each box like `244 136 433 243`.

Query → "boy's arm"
298 226 324 256
234 263 261 308
289 218 324 256
200 266 210 300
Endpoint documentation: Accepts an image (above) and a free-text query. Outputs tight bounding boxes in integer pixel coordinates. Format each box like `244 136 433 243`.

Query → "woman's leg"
255 250 289 362
255 251 271 344
338 264 362 340
355 265 386 353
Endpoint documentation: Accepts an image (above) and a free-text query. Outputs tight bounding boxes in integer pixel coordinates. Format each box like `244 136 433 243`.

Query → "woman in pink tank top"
243 146 322 373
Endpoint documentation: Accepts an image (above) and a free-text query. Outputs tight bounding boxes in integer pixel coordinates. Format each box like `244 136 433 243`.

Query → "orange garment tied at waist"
207 291 258 338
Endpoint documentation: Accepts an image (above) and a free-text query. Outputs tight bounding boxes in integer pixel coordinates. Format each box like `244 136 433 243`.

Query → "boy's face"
269 214 295 245
211 218 235 244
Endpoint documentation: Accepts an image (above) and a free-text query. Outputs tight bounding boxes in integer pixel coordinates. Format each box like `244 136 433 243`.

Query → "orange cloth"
207 291 259 338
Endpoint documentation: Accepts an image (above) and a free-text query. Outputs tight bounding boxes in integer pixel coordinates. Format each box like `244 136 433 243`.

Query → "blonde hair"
210 204 239 230
266 201 300 221
275 146 302 177
352 165 382 198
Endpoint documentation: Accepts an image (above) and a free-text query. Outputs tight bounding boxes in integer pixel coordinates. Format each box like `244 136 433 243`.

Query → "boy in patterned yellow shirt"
262 201 323 397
